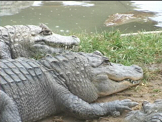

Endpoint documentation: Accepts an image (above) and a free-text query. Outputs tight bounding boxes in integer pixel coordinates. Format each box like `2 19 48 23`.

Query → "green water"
0 1 161 34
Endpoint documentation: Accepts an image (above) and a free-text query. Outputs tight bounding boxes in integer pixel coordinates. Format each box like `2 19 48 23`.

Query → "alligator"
0 23 80 59
0 51 143 122
104 11 155 27
125 99 162 122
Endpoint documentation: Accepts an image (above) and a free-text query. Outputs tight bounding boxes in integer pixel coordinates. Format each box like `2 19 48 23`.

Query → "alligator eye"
103 57 112 66
40 30 52 36
104 59 110 63
72 35 77 38
43 30 52 35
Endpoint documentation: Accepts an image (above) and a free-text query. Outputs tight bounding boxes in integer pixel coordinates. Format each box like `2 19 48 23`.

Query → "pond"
0 1 162 34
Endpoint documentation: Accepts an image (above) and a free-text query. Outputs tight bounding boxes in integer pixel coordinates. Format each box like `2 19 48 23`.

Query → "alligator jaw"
42 33 80 46
106 63 143 81
98 78 141 97
34 41 79 53
114 78 140 84
33 33 80 53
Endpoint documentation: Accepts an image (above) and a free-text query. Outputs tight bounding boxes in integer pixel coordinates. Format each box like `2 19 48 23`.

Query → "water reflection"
62 1 94 7
0 1 162 34
131 1 162 27
32 1 42 6
0 1 34 16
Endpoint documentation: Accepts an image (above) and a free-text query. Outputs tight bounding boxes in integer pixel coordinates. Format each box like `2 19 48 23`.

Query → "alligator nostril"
135 67 142 73
132 65 143 73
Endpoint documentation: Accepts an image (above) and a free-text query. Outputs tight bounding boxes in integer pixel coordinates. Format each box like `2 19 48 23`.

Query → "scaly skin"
0 51 143 122
125 99 162 122
0 23 80 59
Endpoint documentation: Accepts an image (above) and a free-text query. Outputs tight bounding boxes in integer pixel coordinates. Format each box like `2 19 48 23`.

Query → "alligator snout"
71 35 80 45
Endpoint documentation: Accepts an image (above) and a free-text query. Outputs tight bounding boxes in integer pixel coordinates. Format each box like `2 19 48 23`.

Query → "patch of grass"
153 89 161 93
75 30 162 66
145 67 162 79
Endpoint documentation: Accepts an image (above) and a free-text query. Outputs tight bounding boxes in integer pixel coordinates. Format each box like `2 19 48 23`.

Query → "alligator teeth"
130 80 134 83
133 81 139 84
127 79 139 84
36 40 77 50
127 79 131 81
72 45 75 50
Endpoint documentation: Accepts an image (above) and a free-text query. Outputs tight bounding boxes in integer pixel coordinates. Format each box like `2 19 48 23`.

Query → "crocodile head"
81 51 143 97
30 23 80 54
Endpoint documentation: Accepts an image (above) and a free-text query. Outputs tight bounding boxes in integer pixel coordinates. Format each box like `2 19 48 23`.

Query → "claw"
121 99 138 108
117 100 139 115
129 102 138 107
119 106 132 111
121 99 132 102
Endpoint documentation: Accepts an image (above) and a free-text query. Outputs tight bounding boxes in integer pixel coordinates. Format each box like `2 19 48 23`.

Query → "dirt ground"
40 63 162 122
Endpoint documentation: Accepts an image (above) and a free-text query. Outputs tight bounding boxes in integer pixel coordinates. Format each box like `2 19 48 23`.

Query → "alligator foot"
107 99 138 117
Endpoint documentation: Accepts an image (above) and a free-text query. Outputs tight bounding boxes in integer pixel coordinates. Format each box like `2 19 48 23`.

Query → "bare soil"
40 64 162 122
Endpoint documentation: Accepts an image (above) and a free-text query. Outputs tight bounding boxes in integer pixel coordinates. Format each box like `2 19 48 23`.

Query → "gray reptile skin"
0 24 80 59
125 99 162 122
0 51 143 122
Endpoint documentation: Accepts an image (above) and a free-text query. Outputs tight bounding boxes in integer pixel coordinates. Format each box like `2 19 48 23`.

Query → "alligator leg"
0 91 22 122
41 67 139 120
0 41 11 59
51 83 138 119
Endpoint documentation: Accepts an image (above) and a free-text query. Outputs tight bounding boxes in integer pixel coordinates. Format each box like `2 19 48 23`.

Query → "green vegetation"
153 89 161 93
74 30 162 66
